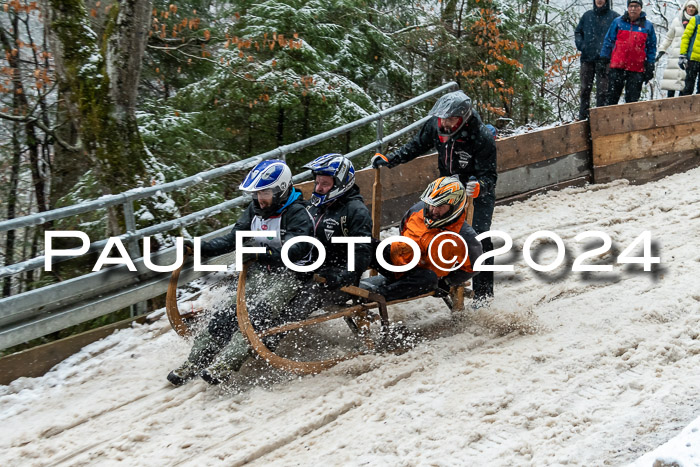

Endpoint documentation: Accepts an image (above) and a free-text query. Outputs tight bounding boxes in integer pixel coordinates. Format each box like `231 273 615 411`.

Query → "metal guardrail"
0 82 458 350
0 82 456 280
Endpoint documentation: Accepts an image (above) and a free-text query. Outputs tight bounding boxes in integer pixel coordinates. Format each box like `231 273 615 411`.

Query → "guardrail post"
123 201 147 317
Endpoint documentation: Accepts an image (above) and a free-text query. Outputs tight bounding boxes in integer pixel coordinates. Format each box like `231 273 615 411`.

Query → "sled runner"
165 175 476 375
165 261 472 375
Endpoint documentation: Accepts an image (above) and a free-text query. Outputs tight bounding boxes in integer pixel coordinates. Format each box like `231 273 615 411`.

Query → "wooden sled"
166 261 472 375
165 170 476 374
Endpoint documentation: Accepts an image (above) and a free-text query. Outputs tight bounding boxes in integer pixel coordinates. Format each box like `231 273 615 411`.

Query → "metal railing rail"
0 82 457 280
0 82 458 350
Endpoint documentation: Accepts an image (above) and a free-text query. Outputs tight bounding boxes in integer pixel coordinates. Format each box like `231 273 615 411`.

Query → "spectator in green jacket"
679 7 700 95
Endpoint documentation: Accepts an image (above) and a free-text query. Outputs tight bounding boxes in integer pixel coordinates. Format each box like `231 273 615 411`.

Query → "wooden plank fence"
591 95 700 184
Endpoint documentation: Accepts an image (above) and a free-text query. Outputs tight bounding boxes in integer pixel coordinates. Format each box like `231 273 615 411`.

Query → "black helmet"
429 91 473 143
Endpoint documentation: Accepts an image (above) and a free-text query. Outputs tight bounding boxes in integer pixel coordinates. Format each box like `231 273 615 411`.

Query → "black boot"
167 330 220 387
200 332 251 385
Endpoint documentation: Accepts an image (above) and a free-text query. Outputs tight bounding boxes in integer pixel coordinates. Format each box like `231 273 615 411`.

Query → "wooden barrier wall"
495 120 591 202
298 120 594 227
301 94 700 228
590 95 700 184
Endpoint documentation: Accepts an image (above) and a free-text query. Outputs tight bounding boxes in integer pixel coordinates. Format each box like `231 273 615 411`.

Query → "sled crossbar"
166 259 471 374
259 293 436 338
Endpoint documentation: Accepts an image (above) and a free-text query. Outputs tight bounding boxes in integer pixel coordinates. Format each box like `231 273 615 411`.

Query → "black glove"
317 267 355 290
643 61 655 83
184 239 214 258
370 152 399 169
241 247 273 265
655 51 665 61
599 56 610 66
436 278 451 296
679 55 689 71
183 239 195 256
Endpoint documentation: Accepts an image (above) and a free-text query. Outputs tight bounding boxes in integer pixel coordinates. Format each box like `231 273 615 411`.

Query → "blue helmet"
303 153 355 206
485 124 497 140
239 159 293 217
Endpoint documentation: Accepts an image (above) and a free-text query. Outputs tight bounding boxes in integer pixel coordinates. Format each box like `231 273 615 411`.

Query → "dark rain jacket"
575 0 620 62
200 188 313 267
601 12 657 72
307 184 373 285
386 113 498 197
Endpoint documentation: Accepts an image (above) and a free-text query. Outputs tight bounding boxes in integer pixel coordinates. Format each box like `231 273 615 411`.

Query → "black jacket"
200 189 313 267
307 184 373 285
575 0 620 62
387 112 498 196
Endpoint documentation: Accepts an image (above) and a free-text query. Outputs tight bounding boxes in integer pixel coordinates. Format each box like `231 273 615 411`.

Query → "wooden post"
370 167 382 276
466 197 475 226
372 167 382 238
449 286 465 312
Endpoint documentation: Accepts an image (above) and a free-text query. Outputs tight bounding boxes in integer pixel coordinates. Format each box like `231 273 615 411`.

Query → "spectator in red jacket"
600 0 658 105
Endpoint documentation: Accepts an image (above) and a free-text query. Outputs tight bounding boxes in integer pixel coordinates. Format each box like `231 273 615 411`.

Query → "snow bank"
1 167 699 466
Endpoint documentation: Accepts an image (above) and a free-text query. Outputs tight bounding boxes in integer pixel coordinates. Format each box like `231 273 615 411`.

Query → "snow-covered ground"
2 166 700 466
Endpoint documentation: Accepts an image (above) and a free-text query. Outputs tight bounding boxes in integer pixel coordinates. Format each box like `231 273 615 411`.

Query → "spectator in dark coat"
600 0 658 105
575 0 620 120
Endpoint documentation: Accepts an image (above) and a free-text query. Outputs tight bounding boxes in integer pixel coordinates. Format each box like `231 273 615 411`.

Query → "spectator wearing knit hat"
600 0 658 105
575 0 620 120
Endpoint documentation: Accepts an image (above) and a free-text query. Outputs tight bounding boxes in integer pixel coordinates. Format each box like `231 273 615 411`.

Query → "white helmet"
239 159 293 217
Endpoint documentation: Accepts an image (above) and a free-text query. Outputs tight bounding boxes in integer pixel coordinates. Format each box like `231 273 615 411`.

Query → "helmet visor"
250 188 275 202
424 204 453 222
437 117 464 143
438 117 463 135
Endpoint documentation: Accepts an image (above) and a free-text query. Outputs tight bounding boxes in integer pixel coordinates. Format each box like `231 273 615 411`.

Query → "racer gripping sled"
166 170 480 377
166 159 314 386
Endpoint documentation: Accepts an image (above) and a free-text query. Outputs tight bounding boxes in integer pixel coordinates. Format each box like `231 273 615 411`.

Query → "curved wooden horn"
165 261 191 337
236 263 360 375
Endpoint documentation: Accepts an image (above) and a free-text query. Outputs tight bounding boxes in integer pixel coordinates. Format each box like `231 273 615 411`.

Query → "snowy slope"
1 167 700 466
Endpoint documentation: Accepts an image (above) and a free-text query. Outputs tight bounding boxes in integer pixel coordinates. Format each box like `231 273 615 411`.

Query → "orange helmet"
420 176 467 229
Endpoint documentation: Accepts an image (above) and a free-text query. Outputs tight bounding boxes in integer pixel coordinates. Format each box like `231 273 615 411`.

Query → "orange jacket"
390 206 473 278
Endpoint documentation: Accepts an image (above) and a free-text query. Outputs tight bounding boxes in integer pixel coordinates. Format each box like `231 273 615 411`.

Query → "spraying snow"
1 167 699 466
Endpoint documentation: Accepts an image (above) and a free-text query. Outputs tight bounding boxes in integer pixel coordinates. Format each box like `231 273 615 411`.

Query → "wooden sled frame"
165 168 476 374
165 261 471 375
